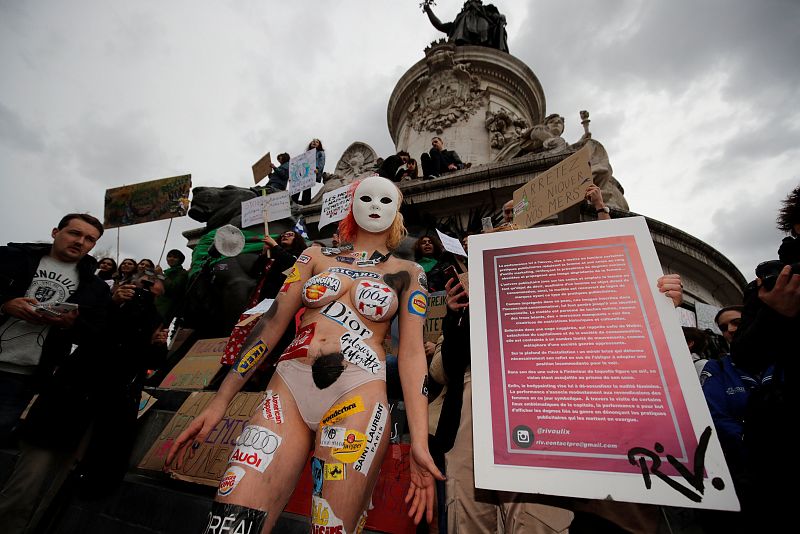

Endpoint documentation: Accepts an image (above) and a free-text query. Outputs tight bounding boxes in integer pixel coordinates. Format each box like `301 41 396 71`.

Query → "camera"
755 260 800 291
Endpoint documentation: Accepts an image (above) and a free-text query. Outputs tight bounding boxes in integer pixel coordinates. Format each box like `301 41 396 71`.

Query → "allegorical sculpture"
493 111 630 211
422 0 509 52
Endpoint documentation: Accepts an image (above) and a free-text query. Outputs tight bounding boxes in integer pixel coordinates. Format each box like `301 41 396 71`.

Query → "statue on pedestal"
422 0 509 52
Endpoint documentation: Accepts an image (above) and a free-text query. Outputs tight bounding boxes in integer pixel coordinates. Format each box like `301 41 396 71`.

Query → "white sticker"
353 281 395 321
262 392 283 424
340 332 382 374
312 495 345 531
354 402 388 476
321 301 373 339
320 426 346 448
229 425 282 473
328 267 381 280
217 466 246 496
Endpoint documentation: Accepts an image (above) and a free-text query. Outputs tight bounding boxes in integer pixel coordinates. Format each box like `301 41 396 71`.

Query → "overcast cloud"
1 0 797 281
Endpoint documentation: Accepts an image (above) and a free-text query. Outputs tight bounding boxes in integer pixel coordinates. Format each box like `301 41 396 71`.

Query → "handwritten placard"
241 191 292 228
512 145 592 228
159 337 226 390
318 184 351 229
138 392 262 485
252 151 272 185
424 291 447 342
288 148 317 195
436 229 467 257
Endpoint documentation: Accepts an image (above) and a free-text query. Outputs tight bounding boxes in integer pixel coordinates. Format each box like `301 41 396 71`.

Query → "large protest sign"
468 217 738 510
159 337 226 389
424 291 447 342
318 184 351 229
252 151 272 184
288 148 317 195
240 191 292 228
104 174 191 229
512 145 592 228
138 391 262 485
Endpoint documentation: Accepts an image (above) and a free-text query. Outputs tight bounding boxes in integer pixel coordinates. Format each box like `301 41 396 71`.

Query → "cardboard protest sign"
138 392 262 485
240 191 291 228
137 392 157 419
288 148 317 195
104 174 191 229
318 184 351 229
512 145 592 228
252 151 272 184
436 229 467 257
468 217 738 510
159 337 226 389
284 444 416 534
424 291 447 342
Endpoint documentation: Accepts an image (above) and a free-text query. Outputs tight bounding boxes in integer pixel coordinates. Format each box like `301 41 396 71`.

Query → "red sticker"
280 323 316 361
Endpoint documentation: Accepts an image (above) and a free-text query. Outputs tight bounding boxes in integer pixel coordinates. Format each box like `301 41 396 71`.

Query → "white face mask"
352 176 399 234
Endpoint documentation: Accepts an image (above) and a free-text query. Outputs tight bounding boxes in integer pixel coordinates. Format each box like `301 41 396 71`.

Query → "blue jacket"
701 356 775 473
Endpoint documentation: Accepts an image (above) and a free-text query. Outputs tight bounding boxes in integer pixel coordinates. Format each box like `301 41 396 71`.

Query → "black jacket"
0 242 112 385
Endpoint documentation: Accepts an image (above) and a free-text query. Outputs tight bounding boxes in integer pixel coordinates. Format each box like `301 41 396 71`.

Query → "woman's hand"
444 278 469 312
657 274 683 308
405 442 446 525
164 399 227 470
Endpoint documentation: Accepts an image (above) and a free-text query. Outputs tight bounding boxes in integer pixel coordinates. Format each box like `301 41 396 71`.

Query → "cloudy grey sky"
1 0 798 282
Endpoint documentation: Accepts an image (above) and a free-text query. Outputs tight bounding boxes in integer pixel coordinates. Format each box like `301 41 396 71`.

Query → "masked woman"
167 176 443 533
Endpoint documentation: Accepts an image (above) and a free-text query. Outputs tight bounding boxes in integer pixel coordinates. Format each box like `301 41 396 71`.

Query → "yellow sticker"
320 396 364 427
332 429 366 464
284 265 301 284
324 462 346 481
234 340 268 375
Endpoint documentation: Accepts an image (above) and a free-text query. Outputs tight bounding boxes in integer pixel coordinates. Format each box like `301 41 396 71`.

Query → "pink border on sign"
483 236 697 474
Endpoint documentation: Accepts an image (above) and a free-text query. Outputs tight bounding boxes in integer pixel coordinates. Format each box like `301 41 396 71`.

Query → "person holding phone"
0 213 112 533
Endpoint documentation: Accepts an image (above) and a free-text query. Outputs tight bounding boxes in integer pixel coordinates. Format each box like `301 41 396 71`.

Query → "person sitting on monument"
378 150 410 180
267 152 291 191
166 176 444 533
421 137 464 179
396 158 420 182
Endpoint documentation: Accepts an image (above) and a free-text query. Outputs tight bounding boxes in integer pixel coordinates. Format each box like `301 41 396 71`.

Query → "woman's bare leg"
309 380 391 533
204 373 314 534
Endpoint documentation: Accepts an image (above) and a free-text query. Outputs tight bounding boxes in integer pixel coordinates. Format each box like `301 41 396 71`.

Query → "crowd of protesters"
1 174 797 534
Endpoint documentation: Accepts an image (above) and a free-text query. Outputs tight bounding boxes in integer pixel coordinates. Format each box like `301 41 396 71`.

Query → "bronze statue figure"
423 0 509 52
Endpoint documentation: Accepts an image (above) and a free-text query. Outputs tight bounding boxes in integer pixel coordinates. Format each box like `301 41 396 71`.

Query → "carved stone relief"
485 108 528 149
407 44 488 134
333 142 378 181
